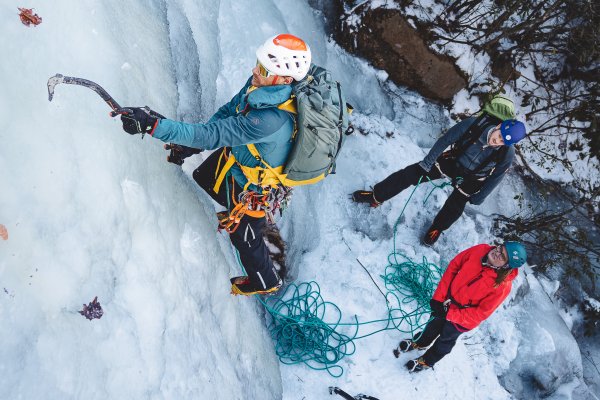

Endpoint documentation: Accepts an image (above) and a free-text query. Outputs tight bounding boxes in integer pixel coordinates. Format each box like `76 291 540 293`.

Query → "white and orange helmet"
256 34 311 81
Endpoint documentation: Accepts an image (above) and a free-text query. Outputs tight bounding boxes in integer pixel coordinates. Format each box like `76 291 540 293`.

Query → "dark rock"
335 5 467 103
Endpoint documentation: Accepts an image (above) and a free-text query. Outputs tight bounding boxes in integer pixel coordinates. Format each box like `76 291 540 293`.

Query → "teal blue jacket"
152 78 295 190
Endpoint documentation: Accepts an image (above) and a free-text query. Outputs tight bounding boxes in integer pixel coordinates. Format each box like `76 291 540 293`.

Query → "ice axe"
329 387 380 400
47 74 132 117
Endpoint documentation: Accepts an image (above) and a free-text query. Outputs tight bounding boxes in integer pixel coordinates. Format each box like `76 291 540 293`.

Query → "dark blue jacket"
152 78 295 190
419 117 515 205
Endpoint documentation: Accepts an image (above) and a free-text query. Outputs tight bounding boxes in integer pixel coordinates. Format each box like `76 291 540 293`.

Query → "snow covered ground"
0 1 595 399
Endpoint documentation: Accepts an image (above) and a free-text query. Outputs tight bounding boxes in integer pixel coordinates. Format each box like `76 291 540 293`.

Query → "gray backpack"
282 65 352 186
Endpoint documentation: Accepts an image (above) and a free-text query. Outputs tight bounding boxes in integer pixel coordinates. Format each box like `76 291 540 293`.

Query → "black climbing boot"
405 357 430 373
351 190 381 208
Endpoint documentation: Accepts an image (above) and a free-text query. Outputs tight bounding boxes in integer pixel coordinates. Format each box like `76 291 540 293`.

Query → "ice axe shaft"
329 387 380 400
47 74 131 116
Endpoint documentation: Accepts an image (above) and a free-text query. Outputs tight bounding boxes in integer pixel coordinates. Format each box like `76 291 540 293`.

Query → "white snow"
0 1 594 400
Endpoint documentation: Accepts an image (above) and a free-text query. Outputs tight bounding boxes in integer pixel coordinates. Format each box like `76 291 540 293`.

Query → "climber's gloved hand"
115 106 165 135
451 176 465 188
430 299 448 318
164 143 203 165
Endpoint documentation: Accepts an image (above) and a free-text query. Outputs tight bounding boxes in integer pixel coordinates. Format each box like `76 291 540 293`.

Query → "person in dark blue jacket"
115 34 312 295
352 116 526 245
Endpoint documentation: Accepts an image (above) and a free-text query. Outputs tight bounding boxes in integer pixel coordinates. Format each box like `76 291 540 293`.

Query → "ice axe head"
47 74 65 102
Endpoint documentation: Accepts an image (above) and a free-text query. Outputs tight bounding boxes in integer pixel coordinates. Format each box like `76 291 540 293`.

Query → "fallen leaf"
0 224 7 240
18 7 42 27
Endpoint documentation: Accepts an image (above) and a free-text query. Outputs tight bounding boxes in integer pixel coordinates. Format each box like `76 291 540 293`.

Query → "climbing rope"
384 176 450 333
260 281 357 378
245 177 454 376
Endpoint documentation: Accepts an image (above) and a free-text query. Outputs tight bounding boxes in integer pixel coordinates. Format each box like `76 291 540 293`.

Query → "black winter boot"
351 190 381 208
393 339 421 357
405 357 430 373
422 226 442 247
230 276 282 296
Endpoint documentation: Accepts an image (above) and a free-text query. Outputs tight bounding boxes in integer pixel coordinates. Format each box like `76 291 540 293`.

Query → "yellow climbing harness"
212 97 298 195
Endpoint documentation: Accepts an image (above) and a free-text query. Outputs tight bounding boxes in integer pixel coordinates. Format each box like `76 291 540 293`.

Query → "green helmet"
504 241 527 268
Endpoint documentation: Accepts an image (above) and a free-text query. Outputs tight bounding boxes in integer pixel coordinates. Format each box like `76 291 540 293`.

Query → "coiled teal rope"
261 281 357 378
383 176 450 333
248 177 454 377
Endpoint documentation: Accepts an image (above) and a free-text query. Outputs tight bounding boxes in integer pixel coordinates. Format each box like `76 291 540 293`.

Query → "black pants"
372 158 485 232
414 315 468 366
192 149 279 291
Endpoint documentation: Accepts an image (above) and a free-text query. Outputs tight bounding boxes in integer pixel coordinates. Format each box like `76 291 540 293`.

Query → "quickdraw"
264 185 292 224
218 191 266 234
218 186 292 233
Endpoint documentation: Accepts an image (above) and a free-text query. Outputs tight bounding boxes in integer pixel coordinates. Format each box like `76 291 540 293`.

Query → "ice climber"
115 34 313 295
352 112 527 246
394 241 527 372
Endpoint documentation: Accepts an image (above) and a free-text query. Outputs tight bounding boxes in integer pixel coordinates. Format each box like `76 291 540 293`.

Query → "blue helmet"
504 241 527 268
500 120 526 145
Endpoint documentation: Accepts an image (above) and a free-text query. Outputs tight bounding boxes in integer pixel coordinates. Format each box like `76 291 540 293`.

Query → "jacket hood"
481 124 495 144
246 82 293 109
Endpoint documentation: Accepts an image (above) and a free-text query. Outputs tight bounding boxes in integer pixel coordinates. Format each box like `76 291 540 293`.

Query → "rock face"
336 5 467 103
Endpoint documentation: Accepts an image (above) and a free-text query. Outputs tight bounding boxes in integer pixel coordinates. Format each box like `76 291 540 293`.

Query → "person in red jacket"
393 241 527 372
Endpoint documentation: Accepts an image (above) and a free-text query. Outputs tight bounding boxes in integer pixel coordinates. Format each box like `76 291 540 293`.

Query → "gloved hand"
451 175 464 187
430 299 449 318
164 143 202 165
116 106 165 135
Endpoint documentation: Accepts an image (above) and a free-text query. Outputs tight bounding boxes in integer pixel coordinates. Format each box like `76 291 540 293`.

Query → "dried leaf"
18 7 42 27
0 224 7 241
79 296 104 320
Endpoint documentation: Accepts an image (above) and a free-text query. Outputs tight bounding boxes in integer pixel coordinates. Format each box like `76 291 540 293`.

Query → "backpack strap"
450 114 505 177
468 145 509 177
217 96 297 193
277 98 297 114
246 144 290 189
452 114 499 157
213 148 236 194
481 146 509 177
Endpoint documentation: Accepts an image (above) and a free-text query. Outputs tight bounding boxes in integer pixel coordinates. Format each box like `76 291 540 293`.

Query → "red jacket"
432 244 518 330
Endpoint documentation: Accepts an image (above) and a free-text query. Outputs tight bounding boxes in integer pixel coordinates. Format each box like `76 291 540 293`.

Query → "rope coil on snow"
261 281 357 377
251 177 453 376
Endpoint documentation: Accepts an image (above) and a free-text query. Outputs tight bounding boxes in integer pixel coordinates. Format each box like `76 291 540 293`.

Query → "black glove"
451 175 465 187
164 143 202 165
430 299 448 318
117 106 165 135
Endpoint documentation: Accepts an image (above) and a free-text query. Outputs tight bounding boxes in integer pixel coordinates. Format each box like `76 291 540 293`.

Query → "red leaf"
18 7 42 27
